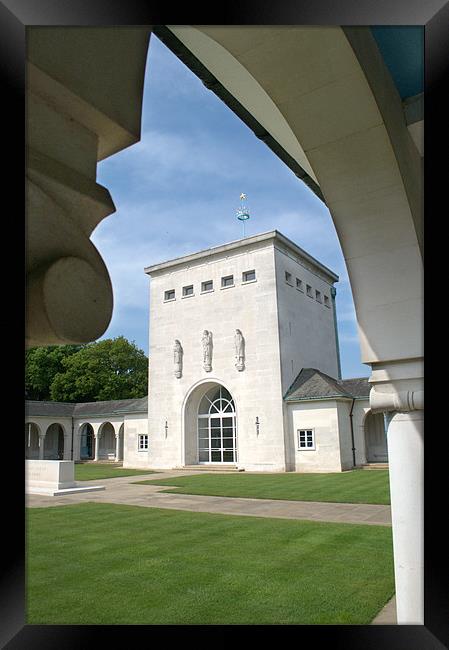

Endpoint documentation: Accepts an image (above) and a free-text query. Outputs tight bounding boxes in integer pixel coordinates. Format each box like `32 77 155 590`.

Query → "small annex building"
25 230 388 472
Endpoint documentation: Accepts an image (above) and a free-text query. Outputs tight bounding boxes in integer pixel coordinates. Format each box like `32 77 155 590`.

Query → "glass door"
198 386 237 463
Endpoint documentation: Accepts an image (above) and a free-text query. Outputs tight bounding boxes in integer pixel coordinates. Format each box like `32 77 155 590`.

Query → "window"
242 269 256 283
138 434 148 451
201 280 213 293
285 271 292 284
324 295 330 308
296 278 303 291
315 290 322 303
298 429 315 450
182 285 194 297
306 284 313 297
164 289 175 301
221 275 234 288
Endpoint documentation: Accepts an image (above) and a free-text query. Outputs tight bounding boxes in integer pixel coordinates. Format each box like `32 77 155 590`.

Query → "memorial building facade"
25 231 388 472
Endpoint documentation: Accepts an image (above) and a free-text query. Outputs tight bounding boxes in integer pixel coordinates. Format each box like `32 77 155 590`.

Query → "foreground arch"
154 26 423 624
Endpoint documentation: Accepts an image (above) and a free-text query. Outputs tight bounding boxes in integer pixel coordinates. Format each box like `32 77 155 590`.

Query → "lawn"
74 463 158 481
26 502 394 625
134 469 391 505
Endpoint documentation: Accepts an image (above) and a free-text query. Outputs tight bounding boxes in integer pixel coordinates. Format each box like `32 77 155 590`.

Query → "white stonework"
25 232 387 476
25 459 105 496
144 231 352 473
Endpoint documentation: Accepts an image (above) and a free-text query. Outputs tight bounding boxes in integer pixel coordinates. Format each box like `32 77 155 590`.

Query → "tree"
49 336 148 402
25 345 84 400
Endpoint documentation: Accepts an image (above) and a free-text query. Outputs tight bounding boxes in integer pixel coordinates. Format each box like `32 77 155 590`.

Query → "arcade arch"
43 423 65 460
363 410 388 463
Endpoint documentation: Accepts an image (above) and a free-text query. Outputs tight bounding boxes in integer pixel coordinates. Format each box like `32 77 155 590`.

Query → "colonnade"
76 421 124 462
25 419 125 462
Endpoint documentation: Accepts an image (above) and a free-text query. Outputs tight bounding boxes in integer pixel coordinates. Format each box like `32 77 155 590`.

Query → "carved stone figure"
234 329 245 371
202 330 212 371
174 339 183 378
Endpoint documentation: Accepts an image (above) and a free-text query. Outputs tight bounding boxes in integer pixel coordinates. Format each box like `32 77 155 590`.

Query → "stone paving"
25 469 396 623
26 469 392 526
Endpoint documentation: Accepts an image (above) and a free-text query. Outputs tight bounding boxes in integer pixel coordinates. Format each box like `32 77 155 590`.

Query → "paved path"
26 469 395 624
26 469 391 526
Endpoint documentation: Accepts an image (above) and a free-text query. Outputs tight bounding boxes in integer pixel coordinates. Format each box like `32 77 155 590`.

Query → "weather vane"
236 193 250 237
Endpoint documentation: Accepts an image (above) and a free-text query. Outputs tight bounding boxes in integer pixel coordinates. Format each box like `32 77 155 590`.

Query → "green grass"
26 502 394 625
134 469 391 505
74 463 158 481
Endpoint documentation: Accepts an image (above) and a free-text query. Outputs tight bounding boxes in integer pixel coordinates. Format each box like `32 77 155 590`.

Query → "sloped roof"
284 368 370 401
339 377 371 398
73 396 148 416
25 396 148 418
25 401 76 417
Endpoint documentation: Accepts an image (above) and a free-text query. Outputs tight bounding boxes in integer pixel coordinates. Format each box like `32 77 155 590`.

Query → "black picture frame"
2 0 446 647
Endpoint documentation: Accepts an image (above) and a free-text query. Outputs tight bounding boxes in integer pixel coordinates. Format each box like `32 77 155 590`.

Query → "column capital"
368 357 424 414
370 385 424 414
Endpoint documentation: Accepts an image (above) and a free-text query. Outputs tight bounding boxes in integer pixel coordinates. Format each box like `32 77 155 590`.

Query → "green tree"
25 345 84 400
49 336 148 402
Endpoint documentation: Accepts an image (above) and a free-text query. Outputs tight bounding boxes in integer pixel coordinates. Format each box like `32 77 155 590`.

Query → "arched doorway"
44 423 65 460
197 385 237 464
364 411 388 463
25 422 40 459
98 422 116 460
80 424 95 460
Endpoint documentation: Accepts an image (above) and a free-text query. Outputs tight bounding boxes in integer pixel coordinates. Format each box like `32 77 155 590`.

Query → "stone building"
26 230 388 472
143 230 386 472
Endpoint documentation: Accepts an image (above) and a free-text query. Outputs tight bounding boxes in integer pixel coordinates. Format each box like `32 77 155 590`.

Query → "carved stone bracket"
370 386 424 414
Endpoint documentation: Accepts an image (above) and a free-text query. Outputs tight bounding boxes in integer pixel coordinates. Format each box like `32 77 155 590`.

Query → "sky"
93 34 370 379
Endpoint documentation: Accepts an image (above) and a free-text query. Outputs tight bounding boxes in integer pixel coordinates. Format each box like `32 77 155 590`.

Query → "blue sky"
93 34 370 379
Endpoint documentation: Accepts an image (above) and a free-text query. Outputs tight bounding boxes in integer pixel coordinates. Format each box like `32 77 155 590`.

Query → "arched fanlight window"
198 386 235 415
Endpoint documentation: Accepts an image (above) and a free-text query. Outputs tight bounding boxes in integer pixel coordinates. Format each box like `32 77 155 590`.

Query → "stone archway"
364 411 388 463
44 423 65 460
155 28 423 623
183 380 238 466
197 385 237 464
79 423 95 460
97 422 116 461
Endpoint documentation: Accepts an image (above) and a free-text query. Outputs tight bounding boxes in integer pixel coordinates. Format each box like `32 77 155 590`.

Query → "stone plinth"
25 460 104 496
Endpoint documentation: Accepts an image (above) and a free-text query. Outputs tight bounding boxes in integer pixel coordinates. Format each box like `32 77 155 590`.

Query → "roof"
25 401 76 417
25 397 148 418
73 396 148 416
144 230 339 283
284 368 370 402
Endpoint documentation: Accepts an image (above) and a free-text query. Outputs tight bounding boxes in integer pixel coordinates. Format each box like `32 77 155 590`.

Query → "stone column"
38 433 46 460
63 433 72 460
370 361 424 624
94 432 102 462
73 425 82 461
115 433 121 462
